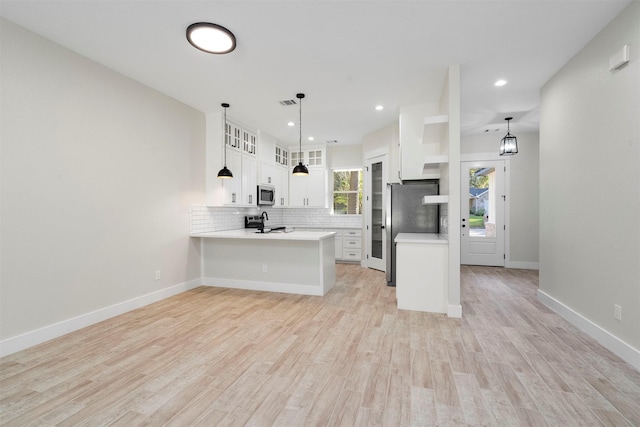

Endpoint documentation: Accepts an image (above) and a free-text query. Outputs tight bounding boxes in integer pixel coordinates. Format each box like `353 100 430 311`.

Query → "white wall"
362 123 399 184
0 19 206 352
539 1 639 360
327 144 363 170
462 132 540 267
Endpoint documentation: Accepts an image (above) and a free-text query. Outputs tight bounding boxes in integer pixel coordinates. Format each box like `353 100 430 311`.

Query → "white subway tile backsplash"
190 205 362 234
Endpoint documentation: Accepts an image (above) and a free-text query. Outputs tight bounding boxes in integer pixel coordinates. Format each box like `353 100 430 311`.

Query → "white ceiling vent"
279 99 297 106
326 140 339 144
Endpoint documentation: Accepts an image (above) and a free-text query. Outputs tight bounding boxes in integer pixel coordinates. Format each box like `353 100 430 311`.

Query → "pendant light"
499 117 518 156
217 103 233 179
292 93 309 176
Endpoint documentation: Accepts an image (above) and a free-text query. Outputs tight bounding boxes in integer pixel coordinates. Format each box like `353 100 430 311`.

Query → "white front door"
461 161 505 266
365 155 387 271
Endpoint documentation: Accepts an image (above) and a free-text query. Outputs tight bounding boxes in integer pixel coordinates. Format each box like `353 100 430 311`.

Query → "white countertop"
394 233 449 244
191 229 336 241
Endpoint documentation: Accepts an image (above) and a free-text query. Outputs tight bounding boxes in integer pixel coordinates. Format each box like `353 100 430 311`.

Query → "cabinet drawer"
342 249 362 261
343 238 361 249
343 229 361 237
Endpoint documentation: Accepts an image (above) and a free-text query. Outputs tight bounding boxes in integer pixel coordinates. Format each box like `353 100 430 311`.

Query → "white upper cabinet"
241 154 258 205
275 145 289 167
242 129 257 156
206 113 260 207
289 167 327 207
258 133 290 207
290 146 324 168
278 167 289 207
221 149 242 205
260 161 277 186
207 116 329 209
289 145 327 207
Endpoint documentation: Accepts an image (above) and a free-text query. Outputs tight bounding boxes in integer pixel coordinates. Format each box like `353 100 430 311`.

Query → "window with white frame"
333 169 362 215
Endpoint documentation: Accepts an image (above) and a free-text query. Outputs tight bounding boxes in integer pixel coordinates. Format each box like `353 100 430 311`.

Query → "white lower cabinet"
294 227 362 262
334 229 361 262
395 234 448 313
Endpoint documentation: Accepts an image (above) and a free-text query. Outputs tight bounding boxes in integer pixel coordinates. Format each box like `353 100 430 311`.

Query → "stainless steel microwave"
257 185 275 206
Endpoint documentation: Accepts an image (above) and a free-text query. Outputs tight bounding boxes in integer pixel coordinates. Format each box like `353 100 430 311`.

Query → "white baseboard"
448 304 462 318
537 290 640 371
507 261 539 270
0 278 202 357
202 277 324 296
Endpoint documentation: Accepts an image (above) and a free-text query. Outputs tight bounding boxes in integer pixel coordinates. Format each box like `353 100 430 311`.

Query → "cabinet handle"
249 194 252 204
232 193 236 203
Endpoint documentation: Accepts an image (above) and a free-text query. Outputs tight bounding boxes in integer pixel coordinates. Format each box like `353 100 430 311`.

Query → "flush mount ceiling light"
494 79 508 87
217 103 233 179
292 93 309 176
499 117 518 156
186 22 236 54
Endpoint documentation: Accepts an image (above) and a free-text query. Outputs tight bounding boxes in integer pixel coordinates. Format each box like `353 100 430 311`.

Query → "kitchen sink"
254 226 289 234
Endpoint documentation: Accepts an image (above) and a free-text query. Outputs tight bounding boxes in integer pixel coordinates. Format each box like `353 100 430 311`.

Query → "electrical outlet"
155 270 161 281
262 264 268 273
614 304 622 321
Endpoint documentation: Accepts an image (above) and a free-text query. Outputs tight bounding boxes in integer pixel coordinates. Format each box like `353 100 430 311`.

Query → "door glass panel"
468 167 496 239
371 161 383 259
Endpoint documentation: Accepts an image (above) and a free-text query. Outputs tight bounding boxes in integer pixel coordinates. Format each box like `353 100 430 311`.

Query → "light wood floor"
1 265 639 426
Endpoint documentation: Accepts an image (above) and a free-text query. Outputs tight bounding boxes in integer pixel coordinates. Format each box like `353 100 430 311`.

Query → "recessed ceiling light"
308 136 314 141
375 105 384 111
186 22 236 54
494 79 507 87
288 122 295 127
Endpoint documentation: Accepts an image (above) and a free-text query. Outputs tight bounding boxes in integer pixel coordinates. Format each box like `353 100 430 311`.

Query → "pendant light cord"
299 96 302 158
223 105 228 167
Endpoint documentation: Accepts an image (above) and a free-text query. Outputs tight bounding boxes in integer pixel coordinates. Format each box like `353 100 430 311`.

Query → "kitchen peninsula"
192 229 336 296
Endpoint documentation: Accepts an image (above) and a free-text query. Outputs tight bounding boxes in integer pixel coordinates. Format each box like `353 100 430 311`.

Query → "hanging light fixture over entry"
217 103 233 179
499 117 518 156
292 93 309 176
186 22 236 54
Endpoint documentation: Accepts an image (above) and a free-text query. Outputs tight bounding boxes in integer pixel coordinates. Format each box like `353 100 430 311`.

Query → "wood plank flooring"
1 265 639 426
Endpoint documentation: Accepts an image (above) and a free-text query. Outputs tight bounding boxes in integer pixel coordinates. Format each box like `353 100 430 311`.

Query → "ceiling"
0 0 631 147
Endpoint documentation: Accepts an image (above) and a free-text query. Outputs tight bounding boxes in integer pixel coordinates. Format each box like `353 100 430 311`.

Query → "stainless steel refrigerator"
386 180 439 286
